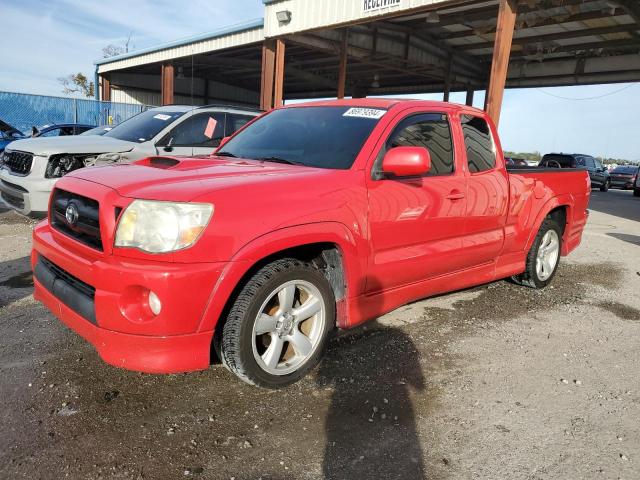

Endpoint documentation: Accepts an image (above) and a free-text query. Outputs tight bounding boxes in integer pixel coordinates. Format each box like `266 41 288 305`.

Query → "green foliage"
57 73 94 98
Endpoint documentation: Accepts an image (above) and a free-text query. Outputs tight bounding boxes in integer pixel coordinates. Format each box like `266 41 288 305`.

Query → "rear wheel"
600 179 610 192
220 258 334 388
513 217 562 289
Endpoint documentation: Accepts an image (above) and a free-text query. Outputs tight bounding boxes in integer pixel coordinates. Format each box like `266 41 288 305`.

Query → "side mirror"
381 146 431 178
162 137 174 152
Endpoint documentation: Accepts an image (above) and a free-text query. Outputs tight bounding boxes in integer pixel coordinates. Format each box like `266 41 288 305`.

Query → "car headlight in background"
96 152 124 164
114 200 214 253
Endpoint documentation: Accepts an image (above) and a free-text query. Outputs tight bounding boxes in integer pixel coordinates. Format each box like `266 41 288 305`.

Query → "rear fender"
524 195 574 255
196 222 365 332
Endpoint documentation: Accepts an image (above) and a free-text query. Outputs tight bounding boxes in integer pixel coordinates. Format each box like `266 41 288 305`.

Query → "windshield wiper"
216 151 237 158
255 156 303 166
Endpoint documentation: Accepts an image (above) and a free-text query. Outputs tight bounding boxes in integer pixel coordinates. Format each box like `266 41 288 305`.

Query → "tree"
102 44 125 58
57 73 94 98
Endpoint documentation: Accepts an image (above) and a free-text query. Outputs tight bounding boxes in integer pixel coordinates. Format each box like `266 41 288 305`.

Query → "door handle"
445 191 465 200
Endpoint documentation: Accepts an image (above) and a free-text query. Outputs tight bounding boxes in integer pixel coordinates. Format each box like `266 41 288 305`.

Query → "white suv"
0 105 259 216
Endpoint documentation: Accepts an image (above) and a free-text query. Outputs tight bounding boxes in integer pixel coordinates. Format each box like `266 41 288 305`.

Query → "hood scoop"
138 156 181 169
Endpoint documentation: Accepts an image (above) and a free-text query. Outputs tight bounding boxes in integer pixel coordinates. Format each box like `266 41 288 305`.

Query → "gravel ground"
0 189 638 480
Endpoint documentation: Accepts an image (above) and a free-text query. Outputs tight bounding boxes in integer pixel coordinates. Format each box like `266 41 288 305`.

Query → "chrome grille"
2 150 33 175
50 189 102 251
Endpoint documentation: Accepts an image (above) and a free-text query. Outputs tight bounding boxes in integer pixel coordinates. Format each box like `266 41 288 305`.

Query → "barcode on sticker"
343 108 386 119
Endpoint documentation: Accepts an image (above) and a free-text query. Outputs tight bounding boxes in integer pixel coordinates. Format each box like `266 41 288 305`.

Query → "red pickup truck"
31 99 590 388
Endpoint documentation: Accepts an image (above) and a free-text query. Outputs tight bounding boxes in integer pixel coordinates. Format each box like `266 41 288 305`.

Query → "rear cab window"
460 115 496 173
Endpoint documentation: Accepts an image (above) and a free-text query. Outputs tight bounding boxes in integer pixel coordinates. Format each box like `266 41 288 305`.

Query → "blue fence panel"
0 91 151 135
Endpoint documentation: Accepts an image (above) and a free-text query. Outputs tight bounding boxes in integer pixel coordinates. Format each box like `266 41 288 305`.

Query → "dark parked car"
78 126 113 136
0 119 26 152
505 157 528 167
539 153 611 192
633 168 640 197
31 123 95 137
609 165 639 190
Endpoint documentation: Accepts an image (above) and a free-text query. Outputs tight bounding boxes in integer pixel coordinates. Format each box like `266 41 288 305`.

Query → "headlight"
45 154 86 178
96 153 123 164
114 200 213 253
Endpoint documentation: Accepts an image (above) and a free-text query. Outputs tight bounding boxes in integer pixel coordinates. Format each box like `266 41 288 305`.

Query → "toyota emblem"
65 203 79 225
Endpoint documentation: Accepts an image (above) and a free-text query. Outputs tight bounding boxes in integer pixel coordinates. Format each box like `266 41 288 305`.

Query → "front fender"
196 222 366 332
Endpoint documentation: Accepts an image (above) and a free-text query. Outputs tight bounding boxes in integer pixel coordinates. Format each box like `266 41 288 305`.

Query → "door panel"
366 111 467 293
460 114 508 266
464 169 509 264
367 175 468 292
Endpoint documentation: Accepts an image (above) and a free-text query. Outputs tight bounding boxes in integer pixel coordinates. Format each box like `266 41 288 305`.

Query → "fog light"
148 291 162 316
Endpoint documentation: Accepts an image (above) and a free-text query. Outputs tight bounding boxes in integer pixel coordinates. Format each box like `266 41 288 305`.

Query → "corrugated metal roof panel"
97 19 264 73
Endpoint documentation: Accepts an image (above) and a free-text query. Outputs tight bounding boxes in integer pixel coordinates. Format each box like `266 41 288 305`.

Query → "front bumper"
0 165 55 216
32 222 228 373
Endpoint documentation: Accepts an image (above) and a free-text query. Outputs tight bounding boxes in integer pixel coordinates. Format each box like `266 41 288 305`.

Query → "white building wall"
263 0 456 37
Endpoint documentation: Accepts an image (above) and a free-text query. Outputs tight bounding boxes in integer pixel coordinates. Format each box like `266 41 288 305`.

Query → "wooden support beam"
274 39 286 107
485 0 517 127
161 63 174 106
260 39 276 111
101 76 111 102
337 29 348 99
443 56 453 102
465 87 474 106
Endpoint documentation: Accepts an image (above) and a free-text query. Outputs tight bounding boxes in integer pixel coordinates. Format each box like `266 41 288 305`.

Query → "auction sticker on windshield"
153 114 172 121
343 108 386 119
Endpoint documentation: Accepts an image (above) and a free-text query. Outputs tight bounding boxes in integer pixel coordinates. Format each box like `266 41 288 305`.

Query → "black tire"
634 188 640 197
220 258 335 388
600 179 610 192
512 217 563 289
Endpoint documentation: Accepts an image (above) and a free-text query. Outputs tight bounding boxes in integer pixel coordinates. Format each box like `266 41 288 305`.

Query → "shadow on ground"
588 190 640 223
607 232 640 247
0 256 32 307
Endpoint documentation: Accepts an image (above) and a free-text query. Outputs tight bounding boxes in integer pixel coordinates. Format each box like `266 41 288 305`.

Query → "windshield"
217 106 386 169
104 109 185 143
611 166 638 174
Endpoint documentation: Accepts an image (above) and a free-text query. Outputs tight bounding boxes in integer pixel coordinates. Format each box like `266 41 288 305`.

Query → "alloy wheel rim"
251 280 326 376
536 230 560 281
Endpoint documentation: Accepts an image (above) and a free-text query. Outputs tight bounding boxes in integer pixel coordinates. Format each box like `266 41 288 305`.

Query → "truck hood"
67 155 325 202
7 136 135 156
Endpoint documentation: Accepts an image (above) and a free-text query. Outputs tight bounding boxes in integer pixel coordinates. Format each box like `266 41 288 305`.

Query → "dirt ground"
1 189 639 480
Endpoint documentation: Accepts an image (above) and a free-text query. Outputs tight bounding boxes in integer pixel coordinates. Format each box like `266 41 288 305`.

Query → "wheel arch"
525 197 572 255
198 222 365 352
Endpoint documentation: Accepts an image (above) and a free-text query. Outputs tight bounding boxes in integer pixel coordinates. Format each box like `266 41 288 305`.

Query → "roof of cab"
284 98 486 115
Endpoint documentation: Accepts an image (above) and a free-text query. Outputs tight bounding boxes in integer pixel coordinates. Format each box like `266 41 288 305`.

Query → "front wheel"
220 258 335 388
513 217 562 289
634 188 640 197
600 179 610 192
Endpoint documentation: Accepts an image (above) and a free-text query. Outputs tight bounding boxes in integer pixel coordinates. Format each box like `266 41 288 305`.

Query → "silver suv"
0 105 259 216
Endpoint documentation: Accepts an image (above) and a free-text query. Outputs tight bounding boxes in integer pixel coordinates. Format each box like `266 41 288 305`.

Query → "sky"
1 0 639 160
